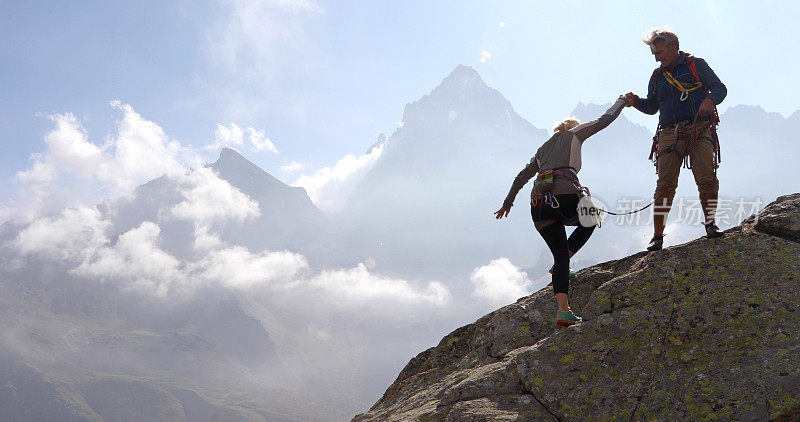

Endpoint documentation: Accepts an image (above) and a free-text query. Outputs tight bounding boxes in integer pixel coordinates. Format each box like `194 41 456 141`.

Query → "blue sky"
2 1 799 212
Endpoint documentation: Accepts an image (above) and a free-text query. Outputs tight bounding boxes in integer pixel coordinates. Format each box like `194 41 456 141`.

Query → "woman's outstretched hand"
494 207 510 219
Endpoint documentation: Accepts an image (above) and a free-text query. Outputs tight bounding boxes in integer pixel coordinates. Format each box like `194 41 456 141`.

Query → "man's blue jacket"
634 52 727 127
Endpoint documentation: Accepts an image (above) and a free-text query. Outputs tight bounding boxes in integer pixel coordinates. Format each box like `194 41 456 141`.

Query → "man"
625 27 727 251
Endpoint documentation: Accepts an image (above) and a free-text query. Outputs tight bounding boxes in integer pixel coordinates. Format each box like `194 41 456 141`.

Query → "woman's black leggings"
537 223 595 294
531 195 595 295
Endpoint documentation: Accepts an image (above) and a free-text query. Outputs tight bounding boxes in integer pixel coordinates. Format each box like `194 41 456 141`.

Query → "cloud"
171 167 261 227
9 115 440 309
0 205 15 225
195 246 309 289
207 0 322 84
246 127 277 153
281 161 305 172
13 199 447 312
191 225 224 252
99 101 189 193
167 166 262 252
308 263 451 310
470 258 533 305
27 217 450 314
16 113 102 184
293 142 385 211
193 0 325 123
13 114 104 219
184 228 449 315
209 123 245 149
73 222 184 296
206 123 277 153
16 206 110 261
11 102 199 221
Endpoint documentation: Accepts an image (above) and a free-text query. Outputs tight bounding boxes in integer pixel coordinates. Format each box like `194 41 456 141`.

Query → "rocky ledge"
354 193 800 421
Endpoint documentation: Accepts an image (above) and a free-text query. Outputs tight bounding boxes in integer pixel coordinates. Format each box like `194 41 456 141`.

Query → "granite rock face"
744 193 800 243
354 194 800 421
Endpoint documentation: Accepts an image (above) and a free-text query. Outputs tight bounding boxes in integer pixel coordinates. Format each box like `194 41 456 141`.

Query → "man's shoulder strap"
684 53 701 83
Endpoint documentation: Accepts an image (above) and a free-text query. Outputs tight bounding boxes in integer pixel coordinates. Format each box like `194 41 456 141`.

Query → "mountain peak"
399 65 520 129
445 64 483 83
217 147 247 164
434 64 487 94
213 148 273 180
210 148 301 199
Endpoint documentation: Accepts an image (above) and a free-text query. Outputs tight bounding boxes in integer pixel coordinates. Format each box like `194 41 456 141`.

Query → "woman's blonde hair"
553 117 580 132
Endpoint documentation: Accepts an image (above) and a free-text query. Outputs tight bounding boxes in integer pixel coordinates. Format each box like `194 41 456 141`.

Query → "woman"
495 96 627 326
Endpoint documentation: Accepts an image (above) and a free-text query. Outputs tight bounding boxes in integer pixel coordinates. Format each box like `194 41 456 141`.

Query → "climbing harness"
650 115 720 173
648 53 721 173
532 191 559 208
543 192 559 208
530 167 577 207
532 169 555 196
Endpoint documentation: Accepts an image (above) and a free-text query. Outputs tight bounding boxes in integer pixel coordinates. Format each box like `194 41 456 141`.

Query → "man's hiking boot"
705 223 725 239
556 310 582 327
646 235 664 252
549 265 576 279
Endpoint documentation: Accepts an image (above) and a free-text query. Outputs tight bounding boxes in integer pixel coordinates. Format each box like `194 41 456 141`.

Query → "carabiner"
550 194 560 209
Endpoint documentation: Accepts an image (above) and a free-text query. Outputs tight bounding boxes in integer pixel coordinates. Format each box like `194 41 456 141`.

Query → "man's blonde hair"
553 117 580 133
643 26 679 49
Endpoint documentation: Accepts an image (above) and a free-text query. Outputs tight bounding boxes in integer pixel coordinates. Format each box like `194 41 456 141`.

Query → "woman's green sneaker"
556 310 582 327
549 265 576 279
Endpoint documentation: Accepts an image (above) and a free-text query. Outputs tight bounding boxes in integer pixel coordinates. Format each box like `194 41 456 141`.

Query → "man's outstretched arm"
629 72 660 115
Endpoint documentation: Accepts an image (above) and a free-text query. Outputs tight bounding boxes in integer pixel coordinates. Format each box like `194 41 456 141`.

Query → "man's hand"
698 98 716 116
494 207 510 219
624 92 637 107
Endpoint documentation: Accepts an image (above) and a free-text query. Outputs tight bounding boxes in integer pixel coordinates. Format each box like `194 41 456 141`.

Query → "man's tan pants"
654 125 719 204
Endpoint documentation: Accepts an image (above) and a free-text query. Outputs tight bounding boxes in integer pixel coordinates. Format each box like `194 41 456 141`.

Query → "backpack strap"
685 53 701 84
